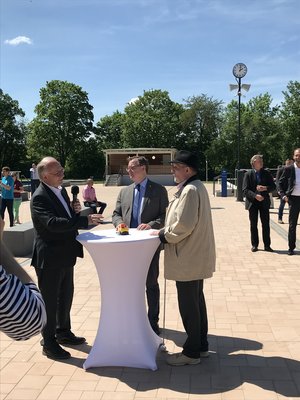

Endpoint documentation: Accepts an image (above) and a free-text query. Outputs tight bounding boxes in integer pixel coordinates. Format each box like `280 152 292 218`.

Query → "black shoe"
264 247 274 252
42 343 71 360
288 249 294 256
251 246 258 252
56 332 86 345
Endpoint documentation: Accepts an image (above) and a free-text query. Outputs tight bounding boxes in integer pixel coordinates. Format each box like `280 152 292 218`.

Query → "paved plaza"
1 183 300 400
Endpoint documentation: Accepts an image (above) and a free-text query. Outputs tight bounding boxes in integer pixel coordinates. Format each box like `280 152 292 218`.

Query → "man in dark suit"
278 148 300 255
242 154 276 252
31 157 101 360
276 159 294 224
112 156 169 335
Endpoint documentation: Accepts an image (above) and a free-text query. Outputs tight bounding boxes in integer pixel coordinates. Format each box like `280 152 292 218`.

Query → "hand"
255 194 264 202
150 229 159 236
256 185 266 192
137 223 151 230
284 195 289 202
88 214 103 225
72 199 82 214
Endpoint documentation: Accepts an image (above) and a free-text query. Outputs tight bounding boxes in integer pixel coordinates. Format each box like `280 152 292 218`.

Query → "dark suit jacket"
112 179 169 229
278 164 296 198
242 168 276 210
30 182 89 269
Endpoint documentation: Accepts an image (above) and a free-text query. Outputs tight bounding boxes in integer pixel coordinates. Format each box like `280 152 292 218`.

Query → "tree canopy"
26 80 94 168
2 79 300 178
0 89 26 169
122 89 183 148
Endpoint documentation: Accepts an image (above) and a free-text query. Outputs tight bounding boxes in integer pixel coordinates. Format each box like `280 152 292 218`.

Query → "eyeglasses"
48 168 64 176
126 165 142 172
171 164 187 171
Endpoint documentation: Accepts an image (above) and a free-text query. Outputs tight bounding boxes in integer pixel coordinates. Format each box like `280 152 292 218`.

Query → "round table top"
77 228 160 244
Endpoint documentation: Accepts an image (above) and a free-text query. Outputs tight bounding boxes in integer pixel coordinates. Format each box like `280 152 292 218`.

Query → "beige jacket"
161 177 216 281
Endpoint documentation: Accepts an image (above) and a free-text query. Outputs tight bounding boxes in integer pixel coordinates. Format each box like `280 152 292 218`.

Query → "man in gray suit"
112 156 169 335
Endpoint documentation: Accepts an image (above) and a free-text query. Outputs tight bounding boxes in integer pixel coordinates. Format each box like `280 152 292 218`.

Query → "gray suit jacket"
112 179 169 229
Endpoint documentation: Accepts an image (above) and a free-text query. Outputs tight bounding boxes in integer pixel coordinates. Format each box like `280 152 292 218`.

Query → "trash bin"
221 170 227 197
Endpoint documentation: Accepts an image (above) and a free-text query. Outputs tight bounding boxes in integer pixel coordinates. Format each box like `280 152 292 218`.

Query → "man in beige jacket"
151 150 216 366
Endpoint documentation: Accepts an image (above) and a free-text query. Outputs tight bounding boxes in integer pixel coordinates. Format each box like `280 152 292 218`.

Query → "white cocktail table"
77 228 162 370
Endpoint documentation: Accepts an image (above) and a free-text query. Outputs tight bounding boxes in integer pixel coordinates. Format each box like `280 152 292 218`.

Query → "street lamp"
229 63 250 170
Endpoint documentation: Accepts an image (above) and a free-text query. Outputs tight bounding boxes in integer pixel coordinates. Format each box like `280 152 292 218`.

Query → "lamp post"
230 63 250 201
230 63 250 170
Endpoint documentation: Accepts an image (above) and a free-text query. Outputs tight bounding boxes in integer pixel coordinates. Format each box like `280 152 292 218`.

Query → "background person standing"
1 166 14 227
12 172 24 224
29 163 40 195
276 159 294 224
278 148 300 255
242 155 276 252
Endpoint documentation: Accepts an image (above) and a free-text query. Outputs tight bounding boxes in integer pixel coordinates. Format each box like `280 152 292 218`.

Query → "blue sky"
1 0 299 122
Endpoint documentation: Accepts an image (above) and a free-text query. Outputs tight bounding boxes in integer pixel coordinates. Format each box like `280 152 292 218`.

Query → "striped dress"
0 265 47 340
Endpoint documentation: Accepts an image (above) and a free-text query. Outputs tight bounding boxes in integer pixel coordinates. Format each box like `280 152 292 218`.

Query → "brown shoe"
167 352 200 366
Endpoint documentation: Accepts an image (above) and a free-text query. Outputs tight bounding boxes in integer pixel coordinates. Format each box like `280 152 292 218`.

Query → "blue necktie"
131 184 141 228
255 171 261 184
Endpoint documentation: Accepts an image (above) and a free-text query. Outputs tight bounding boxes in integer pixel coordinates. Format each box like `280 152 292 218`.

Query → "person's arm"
265 171 276 193
242 172 256 201
146 186 169 229
112 190 125 227
0 180 12 190
0 241 33 283
159 187 199 245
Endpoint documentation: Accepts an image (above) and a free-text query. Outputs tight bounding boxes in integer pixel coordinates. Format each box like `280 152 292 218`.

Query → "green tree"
180 94 224 173
280 80 300 157
66 137 105 179
122 89 183 147
0 89 26 168
27 80 94 167
208 94 282 172
95 111 124 149
241 94 282 168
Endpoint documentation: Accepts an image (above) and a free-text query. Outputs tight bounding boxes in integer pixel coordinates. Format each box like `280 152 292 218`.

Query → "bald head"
37 157 64 187
37 157 59 180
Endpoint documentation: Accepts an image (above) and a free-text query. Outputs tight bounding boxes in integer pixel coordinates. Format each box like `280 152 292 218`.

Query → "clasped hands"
255 185 268 202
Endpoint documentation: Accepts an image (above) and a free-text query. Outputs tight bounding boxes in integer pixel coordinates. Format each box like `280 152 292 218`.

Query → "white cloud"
4 36 33 46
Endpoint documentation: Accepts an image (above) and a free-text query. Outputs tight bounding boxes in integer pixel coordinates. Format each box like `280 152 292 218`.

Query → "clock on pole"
232 63 247 79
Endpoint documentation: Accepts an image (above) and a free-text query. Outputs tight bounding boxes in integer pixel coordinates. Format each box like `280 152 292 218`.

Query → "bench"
2 208 93 257
3 221 34 257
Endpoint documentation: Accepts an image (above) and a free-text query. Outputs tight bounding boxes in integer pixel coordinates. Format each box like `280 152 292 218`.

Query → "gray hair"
250 154 263 166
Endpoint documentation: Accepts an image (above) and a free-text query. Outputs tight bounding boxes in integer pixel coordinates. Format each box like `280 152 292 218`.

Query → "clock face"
233 63 247 78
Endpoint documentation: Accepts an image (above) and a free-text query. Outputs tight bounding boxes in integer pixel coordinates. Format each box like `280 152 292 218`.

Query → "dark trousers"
176 280 208 358
288 196 300 251
0 198 14 227
84 201 107 214
35 267 74 346
248 204 271 247
146 249 160 327
31 179 40 195
278 197 287 221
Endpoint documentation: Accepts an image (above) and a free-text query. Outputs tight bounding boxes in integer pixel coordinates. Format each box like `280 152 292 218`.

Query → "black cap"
170 150 199 171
